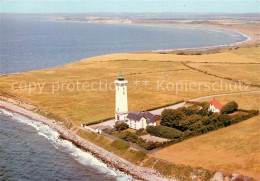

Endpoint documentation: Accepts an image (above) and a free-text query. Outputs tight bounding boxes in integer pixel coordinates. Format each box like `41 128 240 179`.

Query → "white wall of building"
208 104 220 113
115 80 128 121
126 118 156 130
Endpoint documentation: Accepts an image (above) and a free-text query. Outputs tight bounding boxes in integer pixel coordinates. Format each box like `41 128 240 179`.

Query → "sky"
1 0 259 14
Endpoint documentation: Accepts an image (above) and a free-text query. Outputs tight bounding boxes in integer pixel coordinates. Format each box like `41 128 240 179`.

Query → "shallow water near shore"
0 109 136 181
0 14 247 75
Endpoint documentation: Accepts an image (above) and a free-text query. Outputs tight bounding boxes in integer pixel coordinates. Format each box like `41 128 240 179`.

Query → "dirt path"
182 62 260 88
149 90 260 115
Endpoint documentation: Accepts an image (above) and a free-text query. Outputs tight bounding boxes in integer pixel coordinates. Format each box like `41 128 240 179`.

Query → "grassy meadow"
153 92 260 179
0 46 259 126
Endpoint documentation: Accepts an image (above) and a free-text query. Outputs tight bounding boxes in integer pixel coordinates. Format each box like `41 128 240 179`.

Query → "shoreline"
1 17 259 180
0 100 172 181
1 91 259 180
0 19 255 77
53 19 254 52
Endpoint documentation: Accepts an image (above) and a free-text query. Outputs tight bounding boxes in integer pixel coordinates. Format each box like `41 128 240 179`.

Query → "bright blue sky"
1 0 259 13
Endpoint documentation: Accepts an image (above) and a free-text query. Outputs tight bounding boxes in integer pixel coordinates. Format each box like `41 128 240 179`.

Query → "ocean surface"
0 14 247 75
0 14 248 181
0 109 135 181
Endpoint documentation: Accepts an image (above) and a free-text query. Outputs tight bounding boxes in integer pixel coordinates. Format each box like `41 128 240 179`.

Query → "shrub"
161 109 186 129
183 129 192 138
111 140 129 150
221 101 238 114
230 110 259 124
177 51 186 55
136 128 147 136
85 117 114 126
103 128 113 134
201 116 210 125
115 122 129 131
146 125 183 139
218 114 232 126
135 151 147 161
154 161 174 176
177 106 198 116
117 131 139 143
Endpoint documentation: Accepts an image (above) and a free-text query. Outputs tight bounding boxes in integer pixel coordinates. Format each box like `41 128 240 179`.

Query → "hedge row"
116 131 162 150
146 125 183 139
146 109 259 149
145 100 184 111
85 117 114 126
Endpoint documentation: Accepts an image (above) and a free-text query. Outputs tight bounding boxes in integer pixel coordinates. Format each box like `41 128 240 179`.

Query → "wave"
0 108 136 181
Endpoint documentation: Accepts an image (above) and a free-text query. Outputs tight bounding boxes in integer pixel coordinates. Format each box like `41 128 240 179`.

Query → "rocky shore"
0 100 173 181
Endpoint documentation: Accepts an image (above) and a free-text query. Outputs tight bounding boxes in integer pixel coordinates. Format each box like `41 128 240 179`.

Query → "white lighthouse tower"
115 75 128 122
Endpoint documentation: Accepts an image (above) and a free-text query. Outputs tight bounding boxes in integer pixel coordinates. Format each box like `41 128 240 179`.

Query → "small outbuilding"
208 99 222 113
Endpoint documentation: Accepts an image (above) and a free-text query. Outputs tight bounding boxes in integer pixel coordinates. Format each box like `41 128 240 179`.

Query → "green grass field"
0 46 259 126
153 92 260 179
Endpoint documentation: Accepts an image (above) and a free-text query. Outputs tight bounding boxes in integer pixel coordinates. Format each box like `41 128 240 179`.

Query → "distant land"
1 12 260 180
53 13 260 48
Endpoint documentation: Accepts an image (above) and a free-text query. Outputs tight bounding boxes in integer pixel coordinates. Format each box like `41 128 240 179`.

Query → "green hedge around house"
221 101 238 114
146 125 183 139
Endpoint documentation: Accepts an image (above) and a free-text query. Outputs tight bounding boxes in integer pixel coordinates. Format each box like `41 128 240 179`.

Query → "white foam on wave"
0 108 14 117
0 108 136 181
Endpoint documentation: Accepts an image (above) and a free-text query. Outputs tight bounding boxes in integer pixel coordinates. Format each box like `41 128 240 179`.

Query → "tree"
115 122 129 131
218 114 232 126
177 106 198 116
221 101 238 114
161 109 185 129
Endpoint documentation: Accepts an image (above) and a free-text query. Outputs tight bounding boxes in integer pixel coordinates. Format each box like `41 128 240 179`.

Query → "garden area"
103 101 259 150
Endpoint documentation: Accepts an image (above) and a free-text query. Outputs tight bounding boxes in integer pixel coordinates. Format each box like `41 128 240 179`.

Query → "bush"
161 109 186 129
218 114 232 126
115 122 129 131
135 151 147 161
183 129 192 138
230 110 259 124
177 106 198 116
177 51 186 55
221 101 238 114
85 117 114 126
103 128 114 134
136 128 147 136
146 125 183 139
188 120 203 131
111 140 129 150
117 131 139 143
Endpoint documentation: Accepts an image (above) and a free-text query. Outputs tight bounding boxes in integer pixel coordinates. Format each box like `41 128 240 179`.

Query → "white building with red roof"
208 99 222 113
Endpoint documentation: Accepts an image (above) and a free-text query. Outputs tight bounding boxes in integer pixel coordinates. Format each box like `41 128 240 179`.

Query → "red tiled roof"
209 99 222 110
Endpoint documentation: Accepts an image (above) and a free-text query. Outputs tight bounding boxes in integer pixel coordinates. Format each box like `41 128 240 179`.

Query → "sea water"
0 109 135 180
0 14 248 180
0 14 247 75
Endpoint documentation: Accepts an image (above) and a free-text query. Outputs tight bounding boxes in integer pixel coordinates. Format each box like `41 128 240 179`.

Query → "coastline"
1 91 259 180
1 17 259 180
0 100 172 181
53 18 255 52
0 18 256 77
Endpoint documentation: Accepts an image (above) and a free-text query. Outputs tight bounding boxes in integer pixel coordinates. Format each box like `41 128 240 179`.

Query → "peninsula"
1 15 260 180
